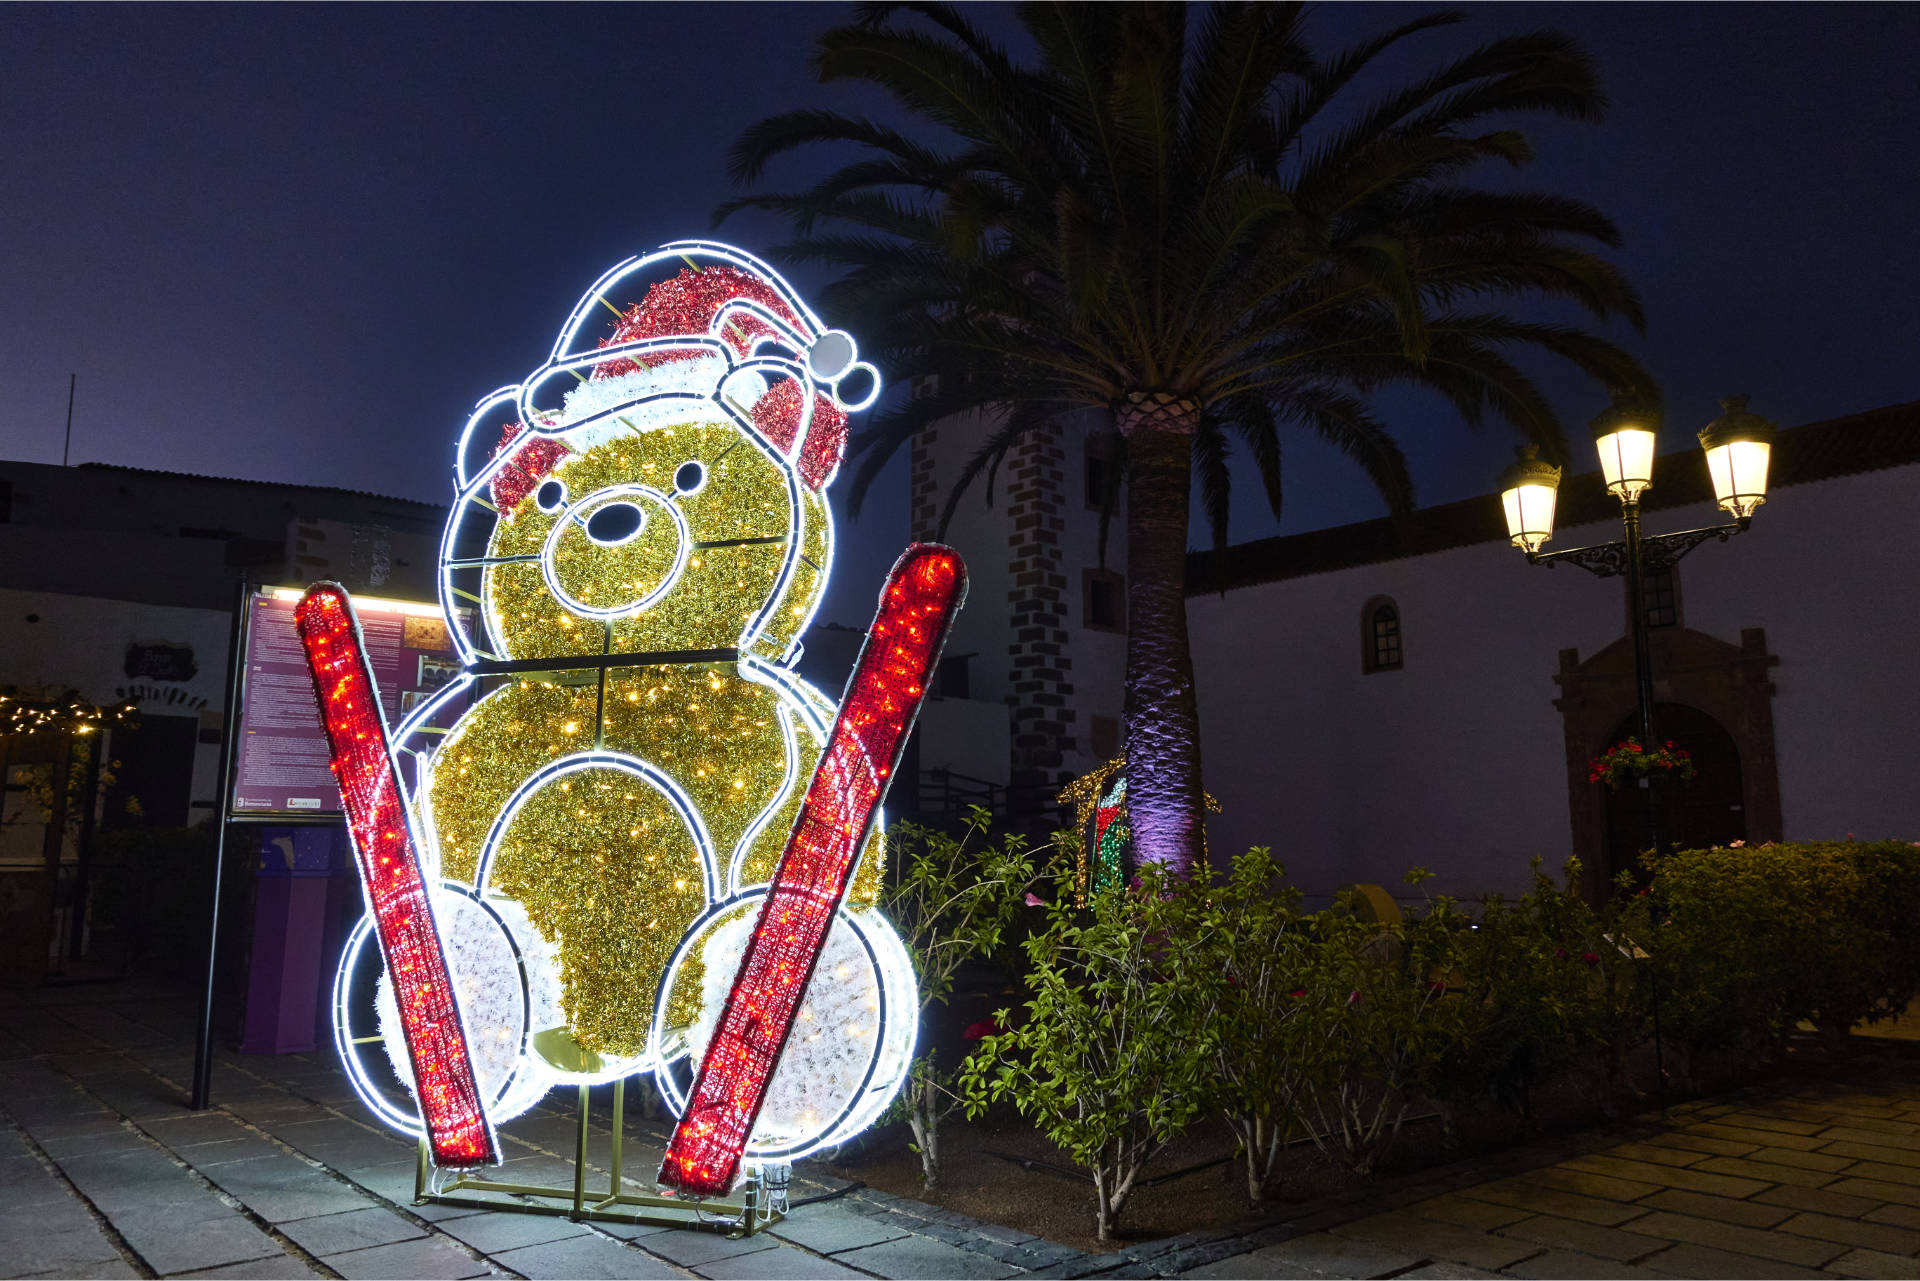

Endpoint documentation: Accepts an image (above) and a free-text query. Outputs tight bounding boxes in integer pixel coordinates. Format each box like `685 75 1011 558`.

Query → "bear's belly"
482 762 708 1059
422 668 802 1059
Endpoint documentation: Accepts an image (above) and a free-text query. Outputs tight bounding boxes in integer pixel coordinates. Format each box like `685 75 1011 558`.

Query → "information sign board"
230 589 466 817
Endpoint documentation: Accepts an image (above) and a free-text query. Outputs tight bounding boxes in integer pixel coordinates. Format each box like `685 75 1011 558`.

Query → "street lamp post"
1499 394 1777 862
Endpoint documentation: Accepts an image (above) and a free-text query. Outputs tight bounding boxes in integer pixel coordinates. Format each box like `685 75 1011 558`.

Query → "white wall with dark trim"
1185 462 1920 900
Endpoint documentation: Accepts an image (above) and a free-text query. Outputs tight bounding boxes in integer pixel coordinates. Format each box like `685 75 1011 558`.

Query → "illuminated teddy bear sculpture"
328 243 923 1173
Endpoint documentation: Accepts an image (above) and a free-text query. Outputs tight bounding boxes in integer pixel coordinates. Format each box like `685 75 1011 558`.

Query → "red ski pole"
659 544 966 1197
297 584 496 1168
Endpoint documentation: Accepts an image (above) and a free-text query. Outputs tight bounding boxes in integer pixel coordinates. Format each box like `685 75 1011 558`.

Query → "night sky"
5 3 1915 626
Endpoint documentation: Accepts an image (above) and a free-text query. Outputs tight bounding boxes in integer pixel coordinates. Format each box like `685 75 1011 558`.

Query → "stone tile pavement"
1063 1064 1920 1280
0 986 1079 1280
5 983 1919 1278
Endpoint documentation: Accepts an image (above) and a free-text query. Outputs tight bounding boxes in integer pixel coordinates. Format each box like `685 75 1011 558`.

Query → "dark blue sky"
4 4 1915 625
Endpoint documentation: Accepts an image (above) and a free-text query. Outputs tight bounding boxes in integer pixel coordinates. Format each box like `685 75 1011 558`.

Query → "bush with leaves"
879 810 1036 1187
960 862 1219 1241
1844 841 1920 1030
1649 840 1920 1079
1432 860 1652 1128
1562 878 1655 1110
1430 870 1580 1129
1188 847 1313 1201
1280 872 1471 1175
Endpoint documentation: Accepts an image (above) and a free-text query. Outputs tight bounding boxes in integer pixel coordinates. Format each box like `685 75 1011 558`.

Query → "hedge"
949 837 1920 1239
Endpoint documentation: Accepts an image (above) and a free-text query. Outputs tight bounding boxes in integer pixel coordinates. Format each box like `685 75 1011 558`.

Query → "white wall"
1187 463 1920 899
1672 465 1920 842
0 587 232 812
921 412 1015 708
920 412 1127 778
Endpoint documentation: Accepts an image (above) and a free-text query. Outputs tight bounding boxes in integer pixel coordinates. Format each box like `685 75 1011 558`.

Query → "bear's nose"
584 501 646 546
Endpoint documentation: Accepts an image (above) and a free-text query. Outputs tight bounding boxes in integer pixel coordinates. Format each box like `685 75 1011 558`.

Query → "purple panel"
239 861 332 1054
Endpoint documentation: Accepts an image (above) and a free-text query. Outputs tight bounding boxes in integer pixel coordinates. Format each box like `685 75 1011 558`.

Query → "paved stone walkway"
0 986 1081 1280
1168 1080 1920 1281
4 984 1918 1279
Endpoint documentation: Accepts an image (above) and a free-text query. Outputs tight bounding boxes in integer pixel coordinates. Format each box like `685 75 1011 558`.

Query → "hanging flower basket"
1588 736 1696 789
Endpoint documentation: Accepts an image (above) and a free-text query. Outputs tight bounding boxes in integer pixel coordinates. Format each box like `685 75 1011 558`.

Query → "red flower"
1286 988 1308 999
1553 947 1567 960
1581 951 1600 966
1428 980 1447 994
962 1020 1005 1041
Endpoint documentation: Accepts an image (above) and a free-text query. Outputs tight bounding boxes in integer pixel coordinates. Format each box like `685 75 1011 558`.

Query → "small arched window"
1362 596 1403 673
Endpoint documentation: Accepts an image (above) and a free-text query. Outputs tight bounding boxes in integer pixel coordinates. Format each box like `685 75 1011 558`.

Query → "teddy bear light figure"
317 242 947 1180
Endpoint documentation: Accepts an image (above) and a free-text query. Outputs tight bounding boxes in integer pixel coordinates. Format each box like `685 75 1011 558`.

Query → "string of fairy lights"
0 694 139 737
1059 758 1221 905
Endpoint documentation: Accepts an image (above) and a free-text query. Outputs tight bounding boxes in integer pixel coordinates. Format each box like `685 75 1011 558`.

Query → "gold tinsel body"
484 424 812 662
419 411 883 1061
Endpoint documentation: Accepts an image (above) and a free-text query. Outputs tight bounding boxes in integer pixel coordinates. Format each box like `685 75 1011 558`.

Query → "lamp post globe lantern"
1498 444 1563 554
1699 393 1775 521
1590 396 1660 500
1496 390 1778 899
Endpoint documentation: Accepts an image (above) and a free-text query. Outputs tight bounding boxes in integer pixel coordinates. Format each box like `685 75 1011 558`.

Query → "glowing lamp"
1498 444 1562 554
1590 398 1659 500
1698 393 1774 520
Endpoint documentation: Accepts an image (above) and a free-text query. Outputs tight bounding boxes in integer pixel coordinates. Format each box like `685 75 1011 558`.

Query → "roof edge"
1186 399 1920 597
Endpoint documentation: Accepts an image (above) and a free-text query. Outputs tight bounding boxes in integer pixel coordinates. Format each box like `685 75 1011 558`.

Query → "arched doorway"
1602 703 1746 882
1554 626 1782 902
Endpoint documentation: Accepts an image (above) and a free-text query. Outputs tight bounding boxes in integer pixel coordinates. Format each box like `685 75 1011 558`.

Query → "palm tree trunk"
1117 393 1206 877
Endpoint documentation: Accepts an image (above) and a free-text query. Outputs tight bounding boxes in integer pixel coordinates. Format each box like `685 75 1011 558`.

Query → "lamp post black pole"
1619 497 1664 860
1619 494 1669 1109
1509 394 1778 1115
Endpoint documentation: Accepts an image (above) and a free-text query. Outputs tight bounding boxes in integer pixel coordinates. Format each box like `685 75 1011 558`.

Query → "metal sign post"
192 577 251 1111
190 585 473 1109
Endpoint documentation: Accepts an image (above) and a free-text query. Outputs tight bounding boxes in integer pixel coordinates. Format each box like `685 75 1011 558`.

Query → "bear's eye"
585 501 646 546
674 461 706 495
535 479 567 512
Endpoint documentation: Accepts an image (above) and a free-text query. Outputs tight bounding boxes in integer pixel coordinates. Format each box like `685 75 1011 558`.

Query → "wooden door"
1603 702 1746 884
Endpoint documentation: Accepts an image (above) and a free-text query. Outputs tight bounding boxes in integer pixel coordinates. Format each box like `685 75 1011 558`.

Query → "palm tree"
719 2 1656 876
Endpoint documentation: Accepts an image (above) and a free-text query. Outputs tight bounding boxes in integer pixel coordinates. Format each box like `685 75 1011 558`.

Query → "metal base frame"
411 1080 781 1237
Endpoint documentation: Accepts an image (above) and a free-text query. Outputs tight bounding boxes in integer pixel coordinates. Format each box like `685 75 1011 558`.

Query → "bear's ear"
489 424 572 512
746 380 848 493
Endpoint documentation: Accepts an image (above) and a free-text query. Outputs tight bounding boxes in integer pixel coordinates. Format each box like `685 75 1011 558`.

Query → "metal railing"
905 768 1068 832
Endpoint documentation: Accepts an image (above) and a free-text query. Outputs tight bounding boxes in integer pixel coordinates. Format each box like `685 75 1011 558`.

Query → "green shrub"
1279 874 1471 1175
1192 847 1311 1200
946 836 1915 1223
879 811 1036 1188
1650 840 1920 1078
960 862 1218 1241
1433 861 1653 1126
